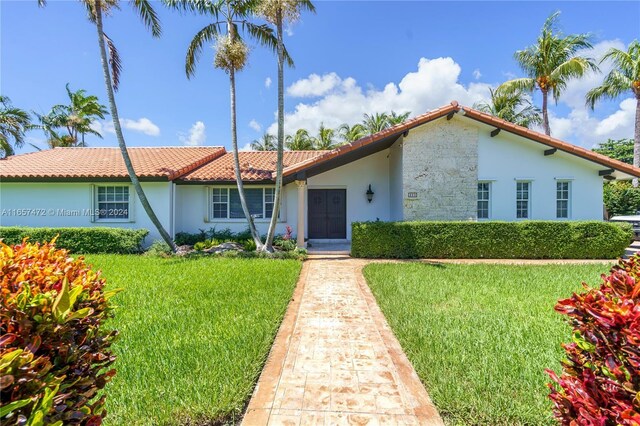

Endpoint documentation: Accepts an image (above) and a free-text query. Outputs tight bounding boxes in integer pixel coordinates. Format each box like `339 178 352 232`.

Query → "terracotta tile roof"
0 147 225 180
283 101 640 179
180 151 327 182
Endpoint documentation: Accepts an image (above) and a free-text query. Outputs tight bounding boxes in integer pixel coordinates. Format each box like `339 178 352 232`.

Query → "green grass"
84 255 302 426
363 262 612 426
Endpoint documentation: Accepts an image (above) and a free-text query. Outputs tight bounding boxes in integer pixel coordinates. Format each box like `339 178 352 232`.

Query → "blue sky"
2 1 639 153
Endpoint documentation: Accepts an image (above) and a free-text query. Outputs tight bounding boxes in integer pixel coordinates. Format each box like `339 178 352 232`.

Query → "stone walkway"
242 256 443 426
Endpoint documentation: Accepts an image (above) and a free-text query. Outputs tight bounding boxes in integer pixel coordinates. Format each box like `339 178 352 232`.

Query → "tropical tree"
0 95 33 158
593 138 633 165
37 84 108 148
362 112 390 135
338 122 366 143
166 0 287 251
474 87 542 128
499 12 597 135
387 111 411 126
257 0 315 251
39 0 178 252
285 128 314 150
586 40 640 184
250 132 276 151
313 123 337 150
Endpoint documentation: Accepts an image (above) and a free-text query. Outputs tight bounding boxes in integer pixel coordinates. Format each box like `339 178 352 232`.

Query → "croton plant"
0 239 120 425
547 254 640 425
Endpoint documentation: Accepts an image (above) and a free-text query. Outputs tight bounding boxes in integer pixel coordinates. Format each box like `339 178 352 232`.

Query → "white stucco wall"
478 129 604 220
174 183 295 237
0 182 172 244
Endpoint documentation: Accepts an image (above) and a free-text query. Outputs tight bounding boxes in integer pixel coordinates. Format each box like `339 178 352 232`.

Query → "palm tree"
474 87 542 128
285 129 314 151
387 111 411 126
499 12 597 135
0 95 33 158
586 40 640 185
251 132 276 151
338 122 366 143
165 0 287 251
257 0 315 251
39 0 178 252
37 84 108 148
362 112 390 135
313 123 337 150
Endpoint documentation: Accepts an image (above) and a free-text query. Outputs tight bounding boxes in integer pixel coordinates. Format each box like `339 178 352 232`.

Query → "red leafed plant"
547 254 640 425
0 238 120 425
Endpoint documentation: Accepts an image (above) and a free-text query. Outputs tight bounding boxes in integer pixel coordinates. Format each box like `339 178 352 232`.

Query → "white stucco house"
1 101 638 247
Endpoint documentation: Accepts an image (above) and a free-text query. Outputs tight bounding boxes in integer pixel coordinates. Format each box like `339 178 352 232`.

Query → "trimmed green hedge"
351 221 633 259
0 226 149 254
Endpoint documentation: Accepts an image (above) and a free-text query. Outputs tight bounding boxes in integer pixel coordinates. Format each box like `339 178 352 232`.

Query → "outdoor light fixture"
366 184 374 203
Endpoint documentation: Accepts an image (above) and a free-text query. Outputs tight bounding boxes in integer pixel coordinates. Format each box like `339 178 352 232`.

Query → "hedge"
351 221 633 259
0 226 148 254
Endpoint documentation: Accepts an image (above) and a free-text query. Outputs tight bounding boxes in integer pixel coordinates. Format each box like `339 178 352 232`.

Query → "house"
1 101 638 247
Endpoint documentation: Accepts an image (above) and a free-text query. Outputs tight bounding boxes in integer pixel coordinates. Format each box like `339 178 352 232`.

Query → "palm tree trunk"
229 67 263 249
542 89 551 136
94 0 177 252
634 95 640 187
264 9 285 252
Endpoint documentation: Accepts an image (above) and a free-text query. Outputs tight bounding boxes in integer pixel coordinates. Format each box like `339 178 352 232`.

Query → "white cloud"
596 98 635 138
287 72 343 98
265 77 272 89
99 117 161 137
178 121 206 146
285 25 294 37
249 119 262 133
472 69 482 80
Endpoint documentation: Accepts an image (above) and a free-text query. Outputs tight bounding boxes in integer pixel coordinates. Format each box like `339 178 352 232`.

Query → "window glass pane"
230 188 263 218
97 186 130 219
516 182 529 219
477 182 490 219
556 181 570 218
211 188 228 219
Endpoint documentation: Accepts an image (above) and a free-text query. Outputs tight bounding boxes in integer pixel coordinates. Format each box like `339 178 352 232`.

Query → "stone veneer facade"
402 118 478 221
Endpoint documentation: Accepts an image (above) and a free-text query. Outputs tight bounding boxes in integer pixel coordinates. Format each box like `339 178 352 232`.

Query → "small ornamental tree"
0 239 119 425
547 254 640 424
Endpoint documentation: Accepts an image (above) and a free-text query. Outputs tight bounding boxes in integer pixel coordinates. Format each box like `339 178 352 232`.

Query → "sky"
1 1 639 154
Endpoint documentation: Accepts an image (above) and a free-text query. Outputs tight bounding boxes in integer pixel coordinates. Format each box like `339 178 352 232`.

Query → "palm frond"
103 33 122 91
186 23 220 78
498 78 536 94
243 22 294 67
132 0 162 37
586 70 633 108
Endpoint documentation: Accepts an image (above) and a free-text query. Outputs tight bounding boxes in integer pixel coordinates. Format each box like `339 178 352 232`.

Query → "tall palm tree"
362 112 390 135
285 128 314 151
338 122 366 143
165 0 287 251
251 132 276 151
499 12 597 135
257 0 315 251
387 111 411 126
39 0 178 252
313 123 337 150
586 40 640 185
37 84 108 147
474 87 542 128
0 95 33 158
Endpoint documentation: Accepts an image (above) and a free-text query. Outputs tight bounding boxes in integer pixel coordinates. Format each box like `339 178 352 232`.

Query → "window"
556 181 570 218
516 181 530 219
211 187 278 220
96 186 130 220
477 182 490 219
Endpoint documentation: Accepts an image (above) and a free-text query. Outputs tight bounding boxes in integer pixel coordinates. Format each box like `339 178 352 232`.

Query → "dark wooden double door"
308 189 347 239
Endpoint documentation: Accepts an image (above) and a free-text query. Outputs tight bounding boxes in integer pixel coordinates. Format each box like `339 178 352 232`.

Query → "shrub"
351 221 633 259
546 254 640 424
0 227 148 254
0 239 119 425
174 229 208 246
604 181 640 217
144 240 172 257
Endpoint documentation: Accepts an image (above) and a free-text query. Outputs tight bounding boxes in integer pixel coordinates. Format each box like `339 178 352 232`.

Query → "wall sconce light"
366 184 374 203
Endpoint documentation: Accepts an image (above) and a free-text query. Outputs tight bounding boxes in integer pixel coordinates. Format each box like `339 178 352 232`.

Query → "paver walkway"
242 256 443 425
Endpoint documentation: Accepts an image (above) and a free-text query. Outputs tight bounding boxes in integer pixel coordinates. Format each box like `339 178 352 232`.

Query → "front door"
308 189 347 239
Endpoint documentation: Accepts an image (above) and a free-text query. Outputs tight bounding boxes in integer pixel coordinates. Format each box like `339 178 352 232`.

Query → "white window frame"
515 180 532 219
207 186 283 222
477 181 491 220
556 180 571 219
92 184 134 223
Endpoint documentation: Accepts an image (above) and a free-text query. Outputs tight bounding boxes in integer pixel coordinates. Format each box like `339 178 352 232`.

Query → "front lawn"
363 262 612 426
84 255 301 426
